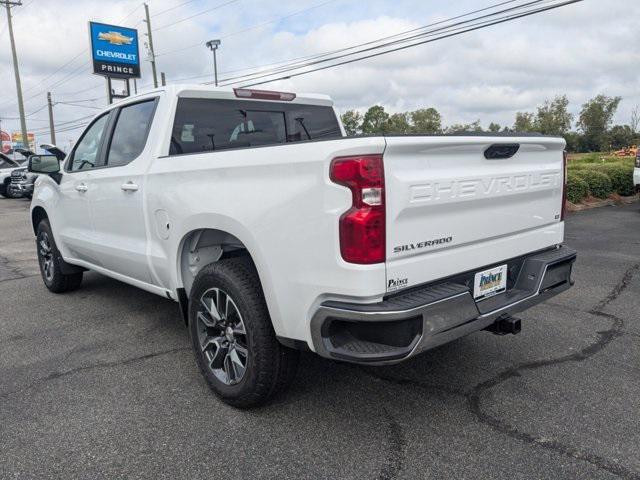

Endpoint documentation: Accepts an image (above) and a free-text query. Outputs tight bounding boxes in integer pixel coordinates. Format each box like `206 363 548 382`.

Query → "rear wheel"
189 257 299 408
36 219 83 293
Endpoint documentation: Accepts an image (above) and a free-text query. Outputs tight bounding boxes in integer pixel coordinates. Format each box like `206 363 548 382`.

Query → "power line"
25 104 48 117
153 0 238 32
155 0 337 57
153 0 525 85
215 0 579 88
55 102 102 110
217 0 530 85
152 0 197 18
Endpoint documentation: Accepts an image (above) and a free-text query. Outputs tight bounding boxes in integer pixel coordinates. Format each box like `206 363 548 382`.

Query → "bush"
566 172 589 203
594 163 636 196
567 162 589 171
574 170 613 199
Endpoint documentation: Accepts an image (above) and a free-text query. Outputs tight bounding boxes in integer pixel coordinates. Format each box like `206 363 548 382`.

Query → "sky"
0 0 638 150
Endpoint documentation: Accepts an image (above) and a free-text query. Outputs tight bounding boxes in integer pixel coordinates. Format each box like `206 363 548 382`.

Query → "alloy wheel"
196 287 249 385
38 232 54 282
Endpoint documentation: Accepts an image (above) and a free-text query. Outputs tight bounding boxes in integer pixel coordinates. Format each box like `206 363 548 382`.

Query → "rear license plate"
473 264 507 300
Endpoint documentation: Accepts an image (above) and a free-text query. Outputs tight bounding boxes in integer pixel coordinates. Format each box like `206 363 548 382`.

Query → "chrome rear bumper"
310 245 576 364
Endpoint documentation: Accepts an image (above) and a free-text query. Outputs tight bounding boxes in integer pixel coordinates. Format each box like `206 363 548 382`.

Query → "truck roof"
116 84 335 107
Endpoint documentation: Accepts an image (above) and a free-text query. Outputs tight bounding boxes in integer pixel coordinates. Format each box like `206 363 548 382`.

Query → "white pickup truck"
29 85 576 407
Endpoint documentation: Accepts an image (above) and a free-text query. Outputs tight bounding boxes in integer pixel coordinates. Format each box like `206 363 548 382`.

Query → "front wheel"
189 257 299 408
36 219 83 293
6 185 21 199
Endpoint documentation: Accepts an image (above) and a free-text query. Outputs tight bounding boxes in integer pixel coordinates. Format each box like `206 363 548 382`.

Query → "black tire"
0 184 6 198
188 257 299 408
36 219 83 293
6 185 21 199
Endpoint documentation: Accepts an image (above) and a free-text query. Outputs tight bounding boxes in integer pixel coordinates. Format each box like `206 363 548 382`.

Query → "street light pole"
1 0 28 150
205 39 221 87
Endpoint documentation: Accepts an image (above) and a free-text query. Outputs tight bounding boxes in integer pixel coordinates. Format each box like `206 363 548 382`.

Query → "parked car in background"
5 146 65 199
7 149 38 199
29 85 576 408
0 152 27 198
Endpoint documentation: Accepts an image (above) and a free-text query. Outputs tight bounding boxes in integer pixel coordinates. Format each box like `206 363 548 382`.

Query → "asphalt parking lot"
0 198 638 480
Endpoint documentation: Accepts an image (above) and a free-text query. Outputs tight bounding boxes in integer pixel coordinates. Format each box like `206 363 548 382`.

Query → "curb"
568 195 639 212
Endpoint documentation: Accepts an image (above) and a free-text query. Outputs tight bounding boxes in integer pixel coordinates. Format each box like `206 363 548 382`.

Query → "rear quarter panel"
145 137 387 343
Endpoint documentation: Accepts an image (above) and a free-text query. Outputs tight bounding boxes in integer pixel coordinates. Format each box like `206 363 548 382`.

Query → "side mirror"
29 155 60 174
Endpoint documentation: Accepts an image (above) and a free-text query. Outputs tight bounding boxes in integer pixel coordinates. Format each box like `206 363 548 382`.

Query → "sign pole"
106 77 113 104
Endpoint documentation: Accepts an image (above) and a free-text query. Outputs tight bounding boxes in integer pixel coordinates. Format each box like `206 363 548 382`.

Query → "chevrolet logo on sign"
98 31 134 46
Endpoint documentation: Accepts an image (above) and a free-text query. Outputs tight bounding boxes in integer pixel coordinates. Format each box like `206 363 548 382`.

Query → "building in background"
11 131 35 151
1 131 11 154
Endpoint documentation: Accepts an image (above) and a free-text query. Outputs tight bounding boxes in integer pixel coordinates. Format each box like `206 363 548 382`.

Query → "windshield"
0 157 20 169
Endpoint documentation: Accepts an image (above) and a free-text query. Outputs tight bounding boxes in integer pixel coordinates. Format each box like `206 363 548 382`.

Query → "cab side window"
68 114 109 172
106 99 157 167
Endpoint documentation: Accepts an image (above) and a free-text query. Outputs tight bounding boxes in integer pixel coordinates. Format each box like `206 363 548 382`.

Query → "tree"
535 95 573 135
513 112 536 132
577 94 622 151
608 125 635 150
361 105 390 134
563 131 584 153
410 108 442 134
630 105 639 135
386 112 411 134
445 120 483 134
488 122 501 132
341 110 363 136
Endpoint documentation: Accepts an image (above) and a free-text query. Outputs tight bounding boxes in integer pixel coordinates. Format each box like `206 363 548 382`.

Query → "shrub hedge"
566 172 589 203
573 170 613 199
593 163 635 196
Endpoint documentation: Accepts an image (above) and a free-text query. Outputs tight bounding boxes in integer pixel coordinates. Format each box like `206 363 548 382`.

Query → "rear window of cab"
169 98 342 156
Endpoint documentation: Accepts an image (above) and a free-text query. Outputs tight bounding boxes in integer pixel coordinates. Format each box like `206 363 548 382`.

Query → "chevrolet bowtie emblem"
97 31 133 46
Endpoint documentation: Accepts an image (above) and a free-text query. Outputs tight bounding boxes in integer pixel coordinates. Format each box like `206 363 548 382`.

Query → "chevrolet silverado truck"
29 85 576 408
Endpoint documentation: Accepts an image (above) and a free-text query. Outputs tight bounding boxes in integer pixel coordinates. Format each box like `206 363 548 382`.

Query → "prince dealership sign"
89 21 141 78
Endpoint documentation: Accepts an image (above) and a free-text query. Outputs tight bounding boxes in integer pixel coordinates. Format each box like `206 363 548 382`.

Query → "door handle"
75 184 88 192
121 182 139 192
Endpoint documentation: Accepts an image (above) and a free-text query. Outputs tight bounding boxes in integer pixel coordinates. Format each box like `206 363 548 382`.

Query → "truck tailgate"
383 135 565 292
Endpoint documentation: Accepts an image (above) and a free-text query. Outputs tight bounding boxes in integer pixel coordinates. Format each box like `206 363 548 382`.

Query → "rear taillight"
330 154 385 264
561 150 568 220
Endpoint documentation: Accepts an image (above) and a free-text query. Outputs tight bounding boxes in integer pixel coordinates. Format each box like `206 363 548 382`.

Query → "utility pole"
46 92 56 145
160 71 166 86
206 39 221 86
2 0 28 151
143 3 158 88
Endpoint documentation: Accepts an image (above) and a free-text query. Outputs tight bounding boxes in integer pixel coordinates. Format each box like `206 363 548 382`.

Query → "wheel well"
31 206 48 235
179 228 251 296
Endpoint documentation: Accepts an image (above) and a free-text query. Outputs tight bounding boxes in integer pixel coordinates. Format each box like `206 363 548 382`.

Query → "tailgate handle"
484 144 520 159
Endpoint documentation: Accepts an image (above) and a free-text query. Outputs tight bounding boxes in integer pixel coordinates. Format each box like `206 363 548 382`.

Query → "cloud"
0 0 638 147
